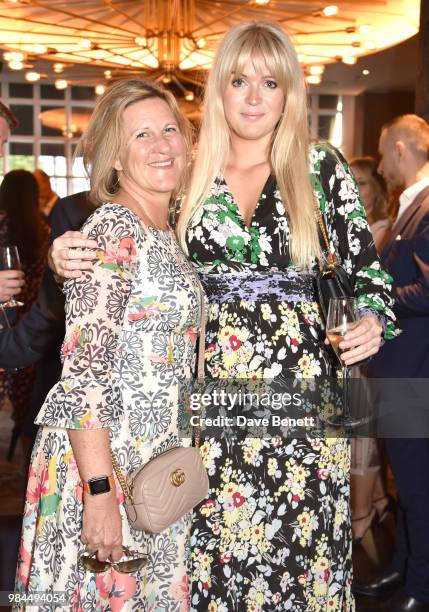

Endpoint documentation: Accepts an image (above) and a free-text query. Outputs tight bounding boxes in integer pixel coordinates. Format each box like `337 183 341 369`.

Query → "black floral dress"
186 145 398 611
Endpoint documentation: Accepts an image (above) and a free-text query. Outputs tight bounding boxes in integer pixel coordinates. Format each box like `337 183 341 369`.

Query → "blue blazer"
370 184 429 378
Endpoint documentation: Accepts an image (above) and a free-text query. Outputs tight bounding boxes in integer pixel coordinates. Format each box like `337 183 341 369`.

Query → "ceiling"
315 32 419 95
0 0 421 95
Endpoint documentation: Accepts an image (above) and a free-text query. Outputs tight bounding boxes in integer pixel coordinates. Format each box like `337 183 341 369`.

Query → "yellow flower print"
267 457 278 477
197 551 213 569
240 527 251 541
297 511 311 527
250 524 265 544
261 303 272 321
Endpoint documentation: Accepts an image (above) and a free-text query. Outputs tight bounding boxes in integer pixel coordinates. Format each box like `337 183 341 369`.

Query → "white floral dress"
15 204 204 611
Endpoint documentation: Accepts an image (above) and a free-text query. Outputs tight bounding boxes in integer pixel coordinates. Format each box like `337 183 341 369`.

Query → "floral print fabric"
186 145 398 611
15 204 204 611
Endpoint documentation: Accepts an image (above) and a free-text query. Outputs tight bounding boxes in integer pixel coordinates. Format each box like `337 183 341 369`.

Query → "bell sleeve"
310 144 400 340
35 205 140 429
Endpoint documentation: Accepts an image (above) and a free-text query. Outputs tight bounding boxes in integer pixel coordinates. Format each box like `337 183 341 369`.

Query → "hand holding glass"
0 246 24 307
326 297 361 428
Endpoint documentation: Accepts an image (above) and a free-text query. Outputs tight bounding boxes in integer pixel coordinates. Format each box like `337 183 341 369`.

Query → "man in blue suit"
354 114 429 612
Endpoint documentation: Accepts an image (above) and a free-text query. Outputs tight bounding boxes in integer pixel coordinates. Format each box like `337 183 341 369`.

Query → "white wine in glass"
326 297 361 428
0 245 24 308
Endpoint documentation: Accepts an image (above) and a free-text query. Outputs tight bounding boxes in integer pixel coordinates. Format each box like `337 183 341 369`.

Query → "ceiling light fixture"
55 79 68 90
53 63 64 73
78 38 92 50
8 60 24 70
323 5 338 17
30 44 48 55
25 71 41 81
358 24 371 35
363 41 377 50
309 65 324 76
95 84 106 95
4 51 25 62
342 55 357 65
306 75 321 85
362 69 370 75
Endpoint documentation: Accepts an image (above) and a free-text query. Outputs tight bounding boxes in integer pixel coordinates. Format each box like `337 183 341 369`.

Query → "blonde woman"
178 22 398 611
50 23 399 611
15 80 203 610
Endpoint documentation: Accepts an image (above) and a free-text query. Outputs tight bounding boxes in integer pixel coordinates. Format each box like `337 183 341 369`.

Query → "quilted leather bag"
111 294 209 534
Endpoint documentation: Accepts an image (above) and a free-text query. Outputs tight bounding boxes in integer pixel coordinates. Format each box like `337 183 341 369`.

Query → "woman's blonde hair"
177 21 320 267
77 78 193 205
350 156 389 223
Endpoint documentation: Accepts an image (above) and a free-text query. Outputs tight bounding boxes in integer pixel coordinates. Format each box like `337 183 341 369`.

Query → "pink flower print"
317 469 329 480
128 298 167 321
62 326 84 357
16 543 32 587
169 574 189 611
118 237 136 262
102 237 136 266
26 452 49 504
232 492 245 507
95 569 137 612
184 326 198 344
229 335 241 350
220 552 232 564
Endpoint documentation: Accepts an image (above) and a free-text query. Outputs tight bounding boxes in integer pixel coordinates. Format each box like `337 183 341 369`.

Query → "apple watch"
82 474 115 496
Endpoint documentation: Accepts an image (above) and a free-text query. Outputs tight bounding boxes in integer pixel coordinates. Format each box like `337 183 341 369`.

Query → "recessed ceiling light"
362 69 370 76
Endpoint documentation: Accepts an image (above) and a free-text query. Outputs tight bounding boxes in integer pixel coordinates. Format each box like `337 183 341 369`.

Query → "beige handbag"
111 294 209 534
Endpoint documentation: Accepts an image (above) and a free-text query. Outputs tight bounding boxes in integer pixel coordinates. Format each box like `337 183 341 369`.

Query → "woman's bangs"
235 35 289 90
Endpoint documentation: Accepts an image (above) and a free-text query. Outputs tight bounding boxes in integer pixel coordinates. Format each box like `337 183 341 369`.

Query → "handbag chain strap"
314 201 338 268
110 286 206 499
111 451 132 500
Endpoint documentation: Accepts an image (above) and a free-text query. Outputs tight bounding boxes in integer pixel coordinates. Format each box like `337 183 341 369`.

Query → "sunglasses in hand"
79 546 147 574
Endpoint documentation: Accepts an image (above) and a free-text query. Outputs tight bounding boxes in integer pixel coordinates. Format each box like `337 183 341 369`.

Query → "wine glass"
0 245 24 308
325 297 361 428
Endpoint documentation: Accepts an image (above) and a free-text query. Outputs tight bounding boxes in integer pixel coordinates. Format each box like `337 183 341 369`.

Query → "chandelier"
0 0 420 95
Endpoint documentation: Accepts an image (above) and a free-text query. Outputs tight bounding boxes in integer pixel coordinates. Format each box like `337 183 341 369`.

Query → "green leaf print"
40 493 61 516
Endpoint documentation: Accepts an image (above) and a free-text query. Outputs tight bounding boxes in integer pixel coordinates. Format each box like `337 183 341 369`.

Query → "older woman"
50 23 399 611
15 79 204 611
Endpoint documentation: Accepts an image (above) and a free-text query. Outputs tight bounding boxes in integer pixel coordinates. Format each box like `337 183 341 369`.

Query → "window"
1 79 96 195
9 142 35 171
309 94 343 148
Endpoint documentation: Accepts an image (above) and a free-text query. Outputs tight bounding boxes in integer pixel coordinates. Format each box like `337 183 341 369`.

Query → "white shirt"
395 177 429 225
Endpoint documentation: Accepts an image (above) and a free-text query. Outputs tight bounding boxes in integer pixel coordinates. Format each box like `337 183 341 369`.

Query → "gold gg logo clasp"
170 468 186 487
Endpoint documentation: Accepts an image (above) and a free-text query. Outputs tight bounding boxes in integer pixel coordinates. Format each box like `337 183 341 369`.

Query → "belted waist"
198 270 316 304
